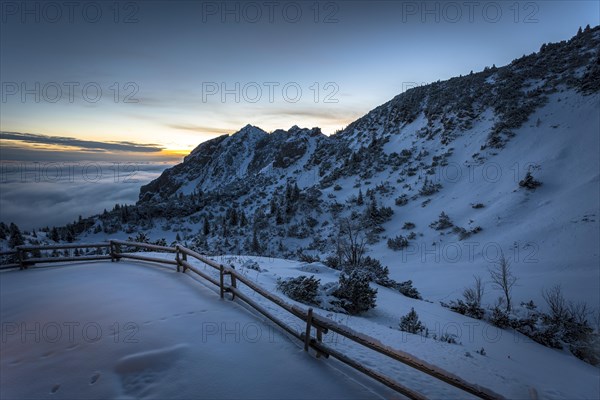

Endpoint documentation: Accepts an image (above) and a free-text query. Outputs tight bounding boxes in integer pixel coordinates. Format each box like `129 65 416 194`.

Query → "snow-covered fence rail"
306 312 503 400
109 239 178 266
0 240 504 400
1 243 111 270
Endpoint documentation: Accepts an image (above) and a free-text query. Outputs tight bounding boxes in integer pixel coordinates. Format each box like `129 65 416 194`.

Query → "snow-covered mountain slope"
73 26 600 306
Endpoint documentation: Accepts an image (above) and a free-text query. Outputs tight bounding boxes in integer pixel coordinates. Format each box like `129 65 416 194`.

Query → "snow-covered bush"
519 171 542 189
429 212 453 230
452 226 482 240
395 280 422 300
447 299 484 320
446 276 485 319
387 235 409 250
323 254 341 270
395 194 408 206
419 177 442 196
489 304 511 328
438 333 459 344
332 271 377 315
344 256 394 288
277 275 321 306
298 253 320 263
241 260 263 272
402 222 416 230
399 308 426 334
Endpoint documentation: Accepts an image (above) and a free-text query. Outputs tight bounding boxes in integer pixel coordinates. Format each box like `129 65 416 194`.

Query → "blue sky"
1 0 598 159
0 1 599 229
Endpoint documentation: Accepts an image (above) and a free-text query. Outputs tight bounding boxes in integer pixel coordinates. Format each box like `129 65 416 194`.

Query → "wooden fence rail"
0 240 504 400
2 243 111 270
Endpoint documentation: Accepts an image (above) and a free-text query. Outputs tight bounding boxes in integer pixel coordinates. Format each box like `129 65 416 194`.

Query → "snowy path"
0 261 396 399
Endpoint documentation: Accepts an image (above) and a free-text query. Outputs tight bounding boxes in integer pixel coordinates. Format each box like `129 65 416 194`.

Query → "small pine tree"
333 271 377 315
0 223 7 240
276 210 284 225
251 228 261 254
277 275 321 305
8 223 25 248
65 228 75 243
229 208 238 226
203 217 210 235
357 189 364 206
50 227 60 242
399 308 426 334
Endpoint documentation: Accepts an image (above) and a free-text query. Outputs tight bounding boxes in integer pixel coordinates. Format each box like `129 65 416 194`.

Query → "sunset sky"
2 1 598 163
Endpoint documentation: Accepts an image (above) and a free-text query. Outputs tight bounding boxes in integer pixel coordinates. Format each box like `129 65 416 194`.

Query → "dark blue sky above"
1 0 598 157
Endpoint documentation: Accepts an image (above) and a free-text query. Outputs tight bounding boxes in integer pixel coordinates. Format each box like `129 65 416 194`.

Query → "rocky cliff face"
139 125 329 203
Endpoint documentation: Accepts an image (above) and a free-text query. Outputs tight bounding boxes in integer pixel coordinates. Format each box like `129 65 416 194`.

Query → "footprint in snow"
90 372 101 385
114 344 188 398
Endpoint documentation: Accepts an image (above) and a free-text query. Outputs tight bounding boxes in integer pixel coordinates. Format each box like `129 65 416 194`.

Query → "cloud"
260 107 363 123
165 124 234 135
0 131 164 153
0 163 166 230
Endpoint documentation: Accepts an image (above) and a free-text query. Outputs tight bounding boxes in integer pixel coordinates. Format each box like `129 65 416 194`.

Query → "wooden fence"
0 240 504 400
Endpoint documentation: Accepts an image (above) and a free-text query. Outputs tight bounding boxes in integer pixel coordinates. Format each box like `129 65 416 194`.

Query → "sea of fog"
0 161 172 230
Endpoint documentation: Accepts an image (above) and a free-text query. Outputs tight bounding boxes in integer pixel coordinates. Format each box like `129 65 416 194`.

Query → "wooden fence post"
182 252 188 273
175 245 181 272
17 247 25 270
110 241 121 262
219 265 225 299
304 308 313 352
109 241 115 262
229 265 237 300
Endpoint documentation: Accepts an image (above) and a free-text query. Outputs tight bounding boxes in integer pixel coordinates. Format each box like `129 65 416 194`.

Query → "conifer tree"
203 217 210 235
8 223 25 249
